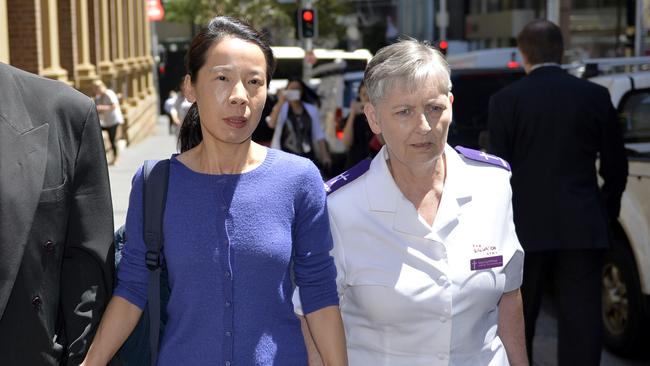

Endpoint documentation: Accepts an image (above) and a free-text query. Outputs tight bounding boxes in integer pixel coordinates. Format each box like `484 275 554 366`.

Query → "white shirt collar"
530 62 561 71
364 145 473 237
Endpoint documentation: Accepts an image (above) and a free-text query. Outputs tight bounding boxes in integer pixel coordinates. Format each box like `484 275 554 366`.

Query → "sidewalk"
108 115 177 230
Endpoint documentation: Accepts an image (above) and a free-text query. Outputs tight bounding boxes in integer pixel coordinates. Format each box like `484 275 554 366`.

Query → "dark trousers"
522 249 605 366
102 124 118 159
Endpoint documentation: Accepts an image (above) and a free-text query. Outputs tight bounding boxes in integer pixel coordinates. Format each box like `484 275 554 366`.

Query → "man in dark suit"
0 63 115 365
488 20 628 365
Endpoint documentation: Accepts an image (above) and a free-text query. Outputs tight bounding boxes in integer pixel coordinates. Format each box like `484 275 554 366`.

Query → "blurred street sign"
147 0 164 22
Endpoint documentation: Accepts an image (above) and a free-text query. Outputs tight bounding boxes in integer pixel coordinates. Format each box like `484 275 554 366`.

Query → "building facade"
465 0 643 59
0 0 158 155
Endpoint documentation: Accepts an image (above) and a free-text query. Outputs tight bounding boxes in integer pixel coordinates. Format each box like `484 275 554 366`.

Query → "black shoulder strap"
142 159 170 366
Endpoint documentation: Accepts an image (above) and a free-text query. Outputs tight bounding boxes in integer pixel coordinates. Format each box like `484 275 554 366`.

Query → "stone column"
136 0 147 99
58 0 77 82
113 0 130 112
144 7 155 95
0 0 9 63
74 0 97 94
41 0 69 81
126 0 139 106
97 0 115 84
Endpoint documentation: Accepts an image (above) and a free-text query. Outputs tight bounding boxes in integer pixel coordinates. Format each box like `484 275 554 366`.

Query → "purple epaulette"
454 146 511 171
324 158 372 195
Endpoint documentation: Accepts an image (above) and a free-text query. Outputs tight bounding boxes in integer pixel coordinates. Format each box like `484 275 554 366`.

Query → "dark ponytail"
177 16 276 152
178 102 202 153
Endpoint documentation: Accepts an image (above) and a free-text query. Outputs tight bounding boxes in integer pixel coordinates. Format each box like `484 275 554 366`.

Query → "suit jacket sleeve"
597 89 628 220
487 94 512 162
59 103 115 365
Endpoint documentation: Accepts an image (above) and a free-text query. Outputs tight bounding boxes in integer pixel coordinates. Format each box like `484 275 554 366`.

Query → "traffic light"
298 8 316 38
437 40 448 56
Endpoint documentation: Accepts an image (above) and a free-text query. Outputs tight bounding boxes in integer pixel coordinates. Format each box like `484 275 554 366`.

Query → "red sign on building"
146 0 164 22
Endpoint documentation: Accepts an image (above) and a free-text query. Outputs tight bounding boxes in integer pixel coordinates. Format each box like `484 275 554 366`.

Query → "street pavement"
107 116 649 366
109 116 178 230
532 298 648 366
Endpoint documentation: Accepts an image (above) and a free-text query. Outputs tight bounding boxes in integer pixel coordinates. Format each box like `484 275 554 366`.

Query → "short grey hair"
364 39 452 104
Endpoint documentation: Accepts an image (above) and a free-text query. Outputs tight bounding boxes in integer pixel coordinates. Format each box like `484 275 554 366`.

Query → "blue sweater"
114 148 339 365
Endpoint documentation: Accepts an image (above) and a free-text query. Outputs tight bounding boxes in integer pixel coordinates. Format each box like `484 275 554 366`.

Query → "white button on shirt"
325 145 524 366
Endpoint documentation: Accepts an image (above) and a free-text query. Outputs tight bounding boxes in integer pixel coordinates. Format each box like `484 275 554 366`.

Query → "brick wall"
8 0 41 73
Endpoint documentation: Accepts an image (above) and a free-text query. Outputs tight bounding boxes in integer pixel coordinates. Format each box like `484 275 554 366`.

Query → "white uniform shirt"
325 144 524 366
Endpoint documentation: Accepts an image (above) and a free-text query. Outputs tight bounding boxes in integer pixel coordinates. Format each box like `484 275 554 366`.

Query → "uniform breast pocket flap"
39 178 68 203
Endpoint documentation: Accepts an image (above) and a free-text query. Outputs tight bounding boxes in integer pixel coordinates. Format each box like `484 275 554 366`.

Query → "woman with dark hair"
267 77 332 174
341 81 381 168
82 16 347 366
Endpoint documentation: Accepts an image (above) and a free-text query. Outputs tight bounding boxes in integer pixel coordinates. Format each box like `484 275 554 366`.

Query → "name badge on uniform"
470 255 503 271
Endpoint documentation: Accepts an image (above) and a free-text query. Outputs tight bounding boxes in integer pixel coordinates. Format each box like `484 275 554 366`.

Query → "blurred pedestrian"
82 16 347 366
0 62 114 365
251 93 277 147
169 87 192 136
268 77 332 175
341 81 380 168
306 39 527 365
93 79 124 165
163 89 177 134
488 20 628 365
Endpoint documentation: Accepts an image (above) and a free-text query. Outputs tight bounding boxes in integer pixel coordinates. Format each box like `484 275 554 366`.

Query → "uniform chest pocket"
345 275 449 327
39 178 68 203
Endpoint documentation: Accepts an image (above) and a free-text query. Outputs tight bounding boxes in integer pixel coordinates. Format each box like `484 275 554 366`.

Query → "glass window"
447 68 525 149
620 90 650 142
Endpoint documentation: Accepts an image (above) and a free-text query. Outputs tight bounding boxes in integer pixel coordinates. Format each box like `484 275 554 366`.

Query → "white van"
589 64 650 356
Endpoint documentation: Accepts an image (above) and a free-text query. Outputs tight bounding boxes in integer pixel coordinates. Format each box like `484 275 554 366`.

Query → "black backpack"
113 159 170 366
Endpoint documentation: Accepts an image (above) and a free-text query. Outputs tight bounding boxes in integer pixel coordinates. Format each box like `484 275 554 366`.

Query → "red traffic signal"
302 9 314 22
438 40 448 56
299 8 316 38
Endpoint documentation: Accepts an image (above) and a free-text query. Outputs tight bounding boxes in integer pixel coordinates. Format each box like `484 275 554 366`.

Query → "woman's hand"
349 100 363 116
304 305 348 366
267 91 286 129
498 289 529 366
277 88 287 105
81 296 144 366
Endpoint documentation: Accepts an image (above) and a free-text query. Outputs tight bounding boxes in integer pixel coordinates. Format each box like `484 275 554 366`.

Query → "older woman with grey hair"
317 39 528 365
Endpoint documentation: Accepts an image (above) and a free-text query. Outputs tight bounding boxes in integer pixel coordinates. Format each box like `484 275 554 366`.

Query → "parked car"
448 58 650 356
590 67 650 356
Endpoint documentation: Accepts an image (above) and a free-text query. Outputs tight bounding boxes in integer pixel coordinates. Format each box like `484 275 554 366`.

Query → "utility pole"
559 0 571 57
437 0 448 41
635 0 646 56
302 0 314 82
547 0 559 24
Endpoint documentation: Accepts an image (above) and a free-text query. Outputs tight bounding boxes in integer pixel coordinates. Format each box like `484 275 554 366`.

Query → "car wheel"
602 234 650 356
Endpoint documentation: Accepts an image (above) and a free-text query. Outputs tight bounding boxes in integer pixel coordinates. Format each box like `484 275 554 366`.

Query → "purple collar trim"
324 158 372 195
454 146 511 171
